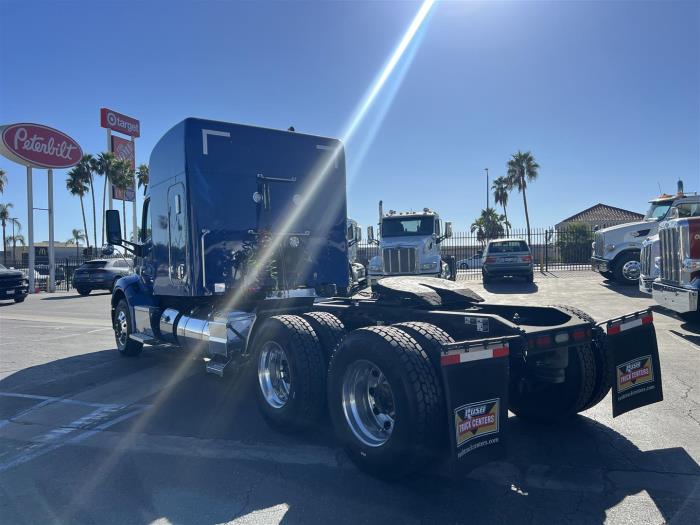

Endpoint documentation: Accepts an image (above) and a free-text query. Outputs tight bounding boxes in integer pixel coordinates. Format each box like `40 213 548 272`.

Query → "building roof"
557 203 644 227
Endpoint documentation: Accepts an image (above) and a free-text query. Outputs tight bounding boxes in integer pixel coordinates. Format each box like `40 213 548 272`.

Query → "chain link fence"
358 225 595 280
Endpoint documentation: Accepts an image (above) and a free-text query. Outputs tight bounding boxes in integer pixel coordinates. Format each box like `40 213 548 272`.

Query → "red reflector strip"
535 335 552 348
607 312 653 335
440 343 510 366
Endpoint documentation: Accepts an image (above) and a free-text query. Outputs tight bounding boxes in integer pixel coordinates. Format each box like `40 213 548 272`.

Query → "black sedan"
0 264 29 303
72 259 133 296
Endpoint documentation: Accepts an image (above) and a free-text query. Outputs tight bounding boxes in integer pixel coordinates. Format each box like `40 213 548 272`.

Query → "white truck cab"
592 182 697 285
639 198 700 294
366 202 454 286
346 218 366 292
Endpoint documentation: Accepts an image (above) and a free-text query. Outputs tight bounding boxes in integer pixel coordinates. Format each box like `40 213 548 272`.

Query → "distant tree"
66 228 87 257
470 208 509 245
7 231 25 263
0 202 13 265
66 164 91 250
507 151 540 246
492 176 510 234
0 169 6 194
136 164 149 195
556 222 593 263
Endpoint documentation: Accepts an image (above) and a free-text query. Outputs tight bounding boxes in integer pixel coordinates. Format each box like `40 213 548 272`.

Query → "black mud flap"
439 335 519 469
600 309 663 417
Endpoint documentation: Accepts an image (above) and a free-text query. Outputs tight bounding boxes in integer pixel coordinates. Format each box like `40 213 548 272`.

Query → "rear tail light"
521 255 532 262
571 328 589 341
485 257 497 264
534 334 552 348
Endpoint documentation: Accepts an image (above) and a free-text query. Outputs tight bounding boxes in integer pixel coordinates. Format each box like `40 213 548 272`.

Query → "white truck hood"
597 220 657 243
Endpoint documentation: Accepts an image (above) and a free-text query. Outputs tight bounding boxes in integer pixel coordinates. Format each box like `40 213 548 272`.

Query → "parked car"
72 259 133 295
457 253 482 269
482 238 534 283
0 263 29 303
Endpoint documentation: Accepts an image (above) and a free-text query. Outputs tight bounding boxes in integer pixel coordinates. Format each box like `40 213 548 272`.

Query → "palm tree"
7 231 25 264
506 150 540 246
74 154 98 250
112 160 135 239
66 229 87 257
0 202 13 265
136 164 149 195
0 169 6 194
470 208 509 245
66 165 91 251
492 176 510 235
92 152 117 246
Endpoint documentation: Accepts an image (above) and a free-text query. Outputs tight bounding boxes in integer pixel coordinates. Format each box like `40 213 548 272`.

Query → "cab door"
167 183 188 290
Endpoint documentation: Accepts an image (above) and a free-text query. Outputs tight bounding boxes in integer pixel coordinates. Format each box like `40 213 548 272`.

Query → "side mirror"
101 244 115 256
106 210 122 245
444 221 453 239
367 226 375 243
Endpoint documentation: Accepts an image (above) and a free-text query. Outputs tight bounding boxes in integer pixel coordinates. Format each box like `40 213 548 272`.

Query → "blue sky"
0 0 698 245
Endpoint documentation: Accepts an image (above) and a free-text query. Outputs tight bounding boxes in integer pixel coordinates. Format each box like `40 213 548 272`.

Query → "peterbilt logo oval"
0 123 82 169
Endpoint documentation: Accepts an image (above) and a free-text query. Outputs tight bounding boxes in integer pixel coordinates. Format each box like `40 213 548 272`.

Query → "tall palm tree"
112 160 135 239
506 150 540 246
0 202 13 265
0 169 6 194
92 152 117 246
74 154 97 250
136 164 149 195
66 228 87 257
66 165 91 250
492 176 510 235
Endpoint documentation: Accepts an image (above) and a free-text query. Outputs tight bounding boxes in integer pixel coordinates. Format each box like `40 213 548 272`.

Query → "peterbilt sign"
100 108 140 137
0 123 82 169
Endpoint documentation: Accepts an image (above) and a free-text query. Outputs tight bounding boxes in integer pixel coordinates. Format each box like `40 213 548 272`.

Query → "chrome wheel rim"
258 341 291 409
341 360 395 447
622 260 641 282
115 310 128 348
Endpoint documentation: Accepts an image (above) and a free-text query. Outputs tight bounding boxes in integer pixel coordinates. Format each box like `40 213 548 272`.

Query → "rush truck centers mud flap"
440 336 518 467
601 309 663 417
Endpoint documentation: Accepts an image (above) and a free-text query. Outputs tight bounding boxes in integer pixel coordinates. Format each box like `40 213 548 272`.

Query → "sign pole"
47 168 55 293
107 128 113 213
26 166 34 293
131 136 137 242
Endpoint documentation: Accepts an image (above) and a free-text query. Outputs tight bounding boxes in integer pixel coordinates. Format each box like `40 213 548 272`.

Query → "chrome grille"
382 247 417 274
659 226 681 283
640 242 652 277
594 232 604 257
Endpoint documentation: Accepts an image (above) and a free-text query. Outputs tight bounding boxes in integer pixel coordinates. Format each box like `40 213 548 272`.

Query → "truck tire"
13 296 26 303
114 299 143 357
392 321 454 370
550 305 612 411
253 315 326 432
509 343 596 422
327 326 443 477
613 251 641 285
301 311 346 363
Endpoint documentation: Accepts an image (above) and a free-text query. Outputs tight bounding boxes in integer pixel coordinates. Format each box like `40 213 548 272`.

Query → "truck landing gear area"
0 273 697 524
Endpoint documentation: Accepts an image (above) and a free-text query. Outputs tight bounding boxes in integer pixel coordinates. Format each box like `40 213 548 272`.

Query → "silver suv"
482 239 534 284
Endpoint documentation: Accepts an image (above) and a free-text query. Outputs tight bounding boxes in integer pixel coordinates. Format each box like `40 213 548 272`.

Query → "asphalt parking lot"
0 273 698 525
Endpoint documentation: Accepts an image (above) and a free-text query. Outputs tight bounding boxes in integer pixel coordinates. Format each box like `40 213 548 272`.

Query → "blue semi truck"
106 118 663 477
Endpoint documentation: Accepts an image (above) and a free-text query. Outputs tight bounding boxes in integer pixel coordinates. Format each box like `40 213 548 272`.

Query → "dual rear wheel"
253 314 447 476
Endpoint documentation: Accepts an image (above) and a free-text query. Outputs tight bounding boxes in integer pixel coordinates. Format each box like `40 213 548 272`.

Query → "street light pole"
485 168 489 211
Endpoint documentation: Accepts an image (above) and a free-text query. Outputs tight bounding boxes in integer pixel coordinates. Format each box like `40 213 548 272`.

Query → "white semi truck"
591 182 697 285
367 202 455 286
